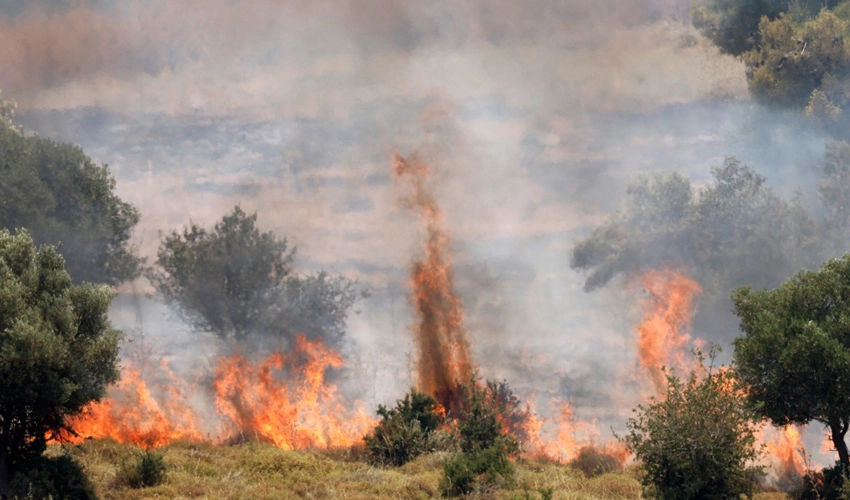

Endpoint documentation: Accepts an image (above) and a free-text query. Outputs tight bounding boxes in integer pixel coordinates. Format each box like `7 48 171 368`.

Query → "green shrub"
622 348 764 500
364 390 445 466
440 376 521 496
569 446 622 478
115 449 167 489
9 454 96 500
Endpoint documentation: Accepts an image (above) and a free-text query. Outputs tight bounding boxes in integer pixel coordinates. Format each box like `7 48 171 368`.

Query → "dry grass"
47 439 794 499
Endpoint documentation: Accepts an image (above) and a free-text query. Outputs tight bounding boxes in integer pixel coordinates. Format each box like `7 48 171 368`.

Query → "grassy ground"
51 439 792 499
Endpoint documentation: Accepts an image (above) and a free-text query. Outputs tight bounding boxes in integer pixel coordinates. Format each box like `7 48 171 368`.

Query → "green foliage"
440 445 515 497
115 450 167 489
622 349 764 500
568 446 623 478
439 377 522 496
151 206 362 343
0 229 122 495
0 116 141 285
508 486 554 500
365 390 446 466
692 0 837 56
570 157 818 297
732 254 850 466
9 454 96 500
745 10 850 109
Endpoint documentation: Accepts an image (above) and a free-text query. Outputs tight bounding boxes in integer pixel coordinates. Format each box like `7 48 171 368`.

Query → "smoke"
4 0 840 469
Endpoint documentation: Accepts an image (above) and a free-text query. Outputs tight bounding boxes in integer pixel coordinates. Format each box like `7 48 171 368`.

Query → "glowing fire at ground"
214 335 374 450
393 152 472 413
62 335 374 449
633 268 702 395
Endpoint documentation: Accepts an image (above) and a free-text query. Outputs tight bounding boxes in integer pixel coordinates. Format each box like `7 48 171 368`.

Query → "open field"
49 440 791 500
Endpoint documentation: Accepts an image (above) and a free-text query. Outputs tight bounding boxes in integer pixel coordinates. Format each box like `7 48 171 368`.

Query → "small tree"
152 206 362 344
0 229 122 496
622 348 764 500
733 254 850 467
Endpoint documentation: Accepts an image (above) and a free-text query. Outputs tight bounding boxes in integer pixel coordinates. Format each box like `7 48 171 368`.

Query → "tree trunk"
0 450 9 500
830 420 850 467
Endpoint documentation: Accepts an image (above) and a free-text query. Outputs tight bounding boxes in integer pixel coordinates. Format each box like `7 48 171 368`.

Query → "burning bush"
364 390 447 466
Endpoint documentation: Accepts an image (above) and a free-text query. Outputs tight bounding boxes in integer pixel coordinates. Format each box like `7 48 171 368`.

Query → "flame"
393 152 472 413
761 425 808 484
213 335 375 449
62 362 203 447
634 268 702 395
61 335 373 449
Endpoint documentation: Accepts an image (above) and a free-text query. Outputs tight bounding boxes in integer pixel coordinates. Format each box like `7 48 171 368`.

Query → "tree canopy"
732 254 850 466
0 229 122 496
151 206 362 345
0 96 142 285
570 157 819 295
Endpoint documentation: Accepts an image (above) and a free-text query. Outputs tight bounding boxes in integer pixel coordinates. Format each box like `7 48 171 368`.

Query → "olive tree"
151 206 362 344
0 229 122 496
733 254 850 466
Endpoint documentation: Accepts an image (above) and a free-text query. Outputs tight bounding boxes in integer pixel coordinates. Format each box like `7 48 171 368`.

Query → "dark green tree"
0 229 122 496
692 0 837 57
152 206 362 343
732 254 850 466
622 348 764 500
0 97 141 285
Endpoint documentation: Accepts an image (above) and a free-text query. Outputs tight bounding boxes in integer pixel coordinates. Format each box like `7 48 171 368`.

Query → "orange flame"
62 362 203 447
213 335 375 449
62 335 373 449
634 268 702 395
393 152 472 413
761 425 808 484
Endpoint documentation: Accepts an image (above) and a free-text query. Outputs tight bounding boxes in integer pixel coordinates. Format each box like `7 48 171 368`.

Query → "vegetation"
568 446 623 478
440 378 522 497
0 95 142 285
115 450 167 489
44 439 650 500
570 157 819 300
0 229 123 497
621 348 764 500
365 390 447 466
692 0 840 57
733 254 850 467
151 206 363 344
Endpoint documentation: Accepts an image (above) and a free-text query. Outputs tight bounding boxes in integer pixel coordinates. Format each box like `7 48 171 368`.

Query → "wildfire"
62 362 203 447
393 152 472 413
634 268 702 395
214 335 375 449
761 425 808 486
62 335 374 450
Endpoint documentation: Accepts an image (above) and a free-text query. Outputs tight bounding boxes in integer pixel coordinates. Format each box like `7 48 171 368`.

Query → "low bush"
364 390 446 466
569 446 622 478
115 449 167 489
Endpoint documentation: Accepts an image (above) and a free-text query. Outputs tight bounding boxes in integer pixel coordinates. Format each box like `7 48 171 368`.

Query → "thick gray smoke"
3 0 835 455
